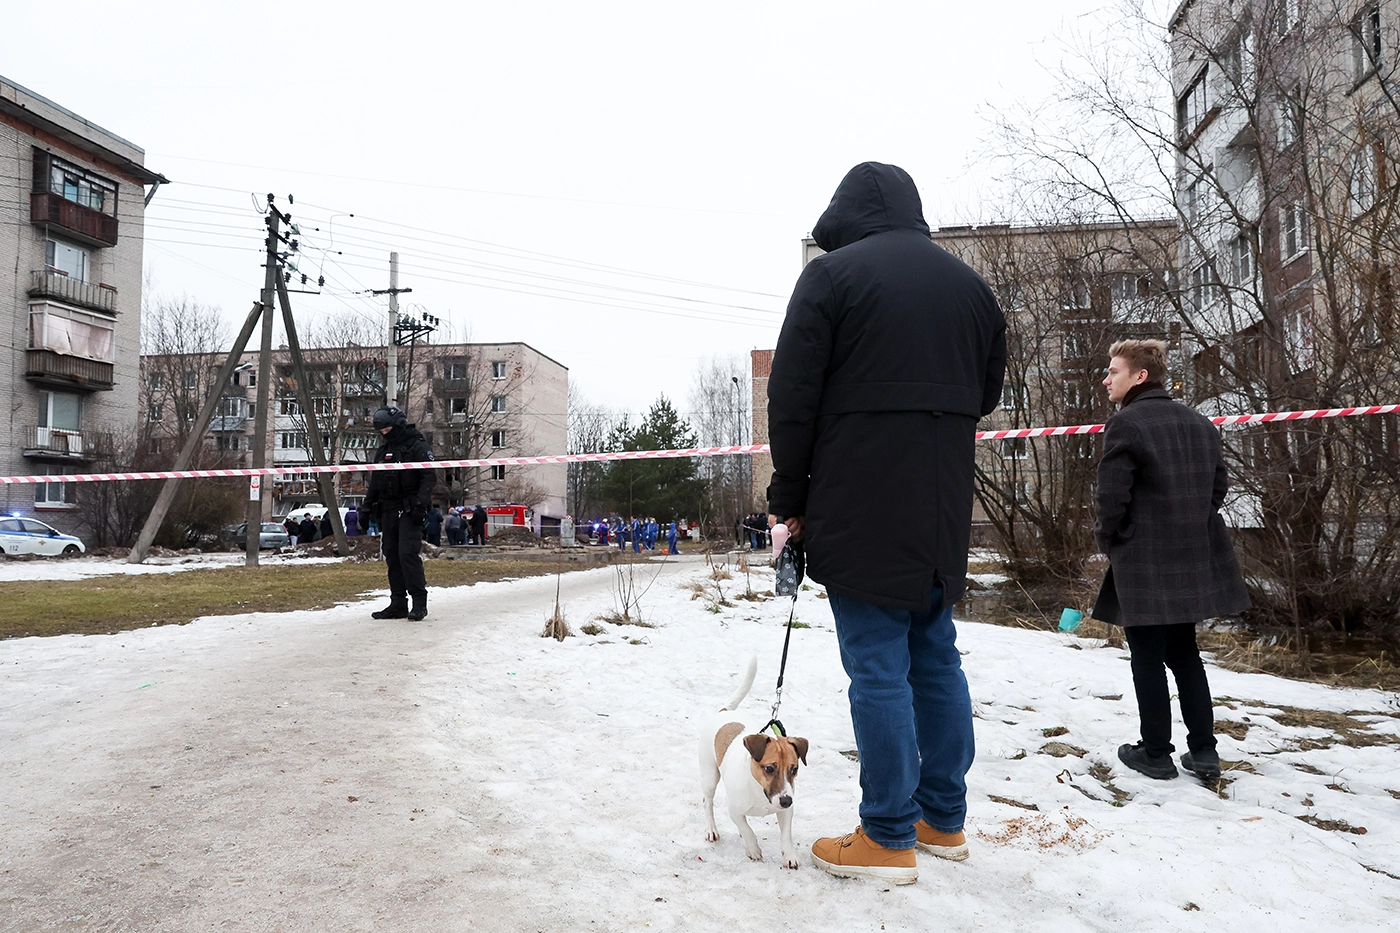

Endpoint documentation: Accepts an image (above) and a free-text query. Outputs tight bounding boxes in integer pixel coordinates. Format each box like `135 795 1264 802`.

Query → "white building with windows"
141 341 568 522
1 75 164 532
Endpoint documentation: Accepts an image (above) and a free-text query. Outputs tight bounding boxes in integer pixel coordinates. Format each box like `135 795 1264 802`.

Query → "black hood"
384 422 425 446
811 162 930 253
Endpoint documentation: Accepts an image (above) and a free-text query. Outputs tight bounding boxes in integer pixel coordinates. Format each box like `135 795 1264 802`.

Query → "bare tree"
567 383 618 519
985 0 1400 640
687 354 749 537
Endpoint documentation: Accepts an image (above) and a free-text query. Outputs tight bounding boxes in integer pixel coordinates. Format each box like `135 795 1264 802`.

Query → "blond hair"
1109 339 1168 384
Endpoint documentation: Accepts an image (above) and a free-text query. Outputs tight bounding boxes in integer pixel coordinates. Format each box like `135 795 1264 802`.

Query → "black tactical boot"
1181 748 1222 780
372 601 409 620
1117 742 1178 780
407 595 427 621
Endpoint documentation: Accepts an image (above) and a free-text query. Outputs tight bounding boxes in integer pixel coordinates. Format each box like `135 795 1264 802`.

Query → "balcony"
21 425 114 461
25 348 114 391
28 270 117 314
31 191 119 247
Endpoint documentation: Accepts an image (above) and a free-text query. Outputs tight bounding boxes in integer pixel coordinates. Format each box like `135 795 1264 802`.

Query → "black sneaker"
1117 742 1179 780
407 599 427 621
1181 749 1222 780
371 603 409 620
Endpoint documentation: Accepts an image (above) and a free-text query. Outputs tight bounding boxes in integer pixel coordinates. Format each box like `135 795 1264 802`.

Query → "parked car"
232 522 291 550
0 517 86 556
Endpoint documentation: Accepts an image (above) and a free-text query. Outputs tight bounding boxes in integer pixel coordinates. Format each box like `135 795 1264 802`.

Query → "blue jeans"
828 588 975 848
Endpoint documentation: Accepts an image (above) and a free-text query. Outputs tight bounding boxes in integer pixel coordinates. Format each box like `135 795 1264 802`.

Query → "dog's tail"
721 655 758 711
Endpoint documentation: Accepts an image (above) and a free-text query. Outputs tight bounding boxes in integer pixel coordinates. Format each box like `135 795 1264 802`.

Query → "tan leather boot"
810 826 917 884
915 820 969 861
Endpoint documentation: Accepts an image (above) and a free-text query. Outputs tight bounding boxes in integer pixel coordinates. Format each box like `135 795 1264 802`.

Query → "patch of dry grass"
0 558 579 639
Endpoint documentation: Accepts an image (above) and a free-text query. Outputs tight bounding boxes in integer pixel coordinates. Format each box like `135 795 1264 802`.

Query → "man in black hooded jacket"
363 406 437 620
768 163 1005 882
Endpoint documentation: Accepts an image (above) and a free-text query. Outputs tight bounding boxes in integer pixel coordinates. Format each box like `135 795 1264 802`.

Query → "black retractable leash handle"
763 537 805 738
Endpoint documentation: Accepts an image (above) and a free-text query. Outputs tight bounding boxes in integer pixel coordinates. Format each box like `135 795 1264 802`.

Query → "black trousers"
380 508 426 604
1124 623 1216 757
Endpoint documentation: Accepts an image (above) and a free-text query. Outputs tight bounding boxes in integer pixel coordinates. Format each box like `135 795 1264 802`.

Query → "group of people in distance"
426 504 487 547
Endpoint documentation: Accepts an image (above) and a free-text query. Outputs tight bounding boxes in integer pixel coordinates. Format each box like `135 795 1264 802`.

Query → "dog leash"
760 595 798 739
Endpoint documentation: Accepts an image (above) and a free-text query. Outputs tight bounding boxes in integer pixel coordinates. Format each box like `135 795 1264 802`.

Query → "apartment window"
491 430 506 448
450 397 468 419
148 403 163 423
491 361 507 379
183 371 198 389
279 398 301 415
280 431 308 449
1182 176 1203 225
491 395 507 412
216 434 240 451
1188 263 1219 311
1001 381 1028 412
44 153 117 216
447 361 468 380
45 239 89 282
423 399 434 415
1063 328 1095 360
1281 201 1309 260
1277 0 1301 36
1109 273 1150 304
147 436 161 455
38 391 82 432
248 372 256 388
490 464 507 480
1353 4 1382 83
149 372 164 390
1276 91 1301 147
1350 145 1378 217
1063 379 1091 411
1000 438 1028 461
1229 234 1254 285
1220 28 1254 89
1176 69 1209 139
35 467 76 507
28 304 115 361
217 396 243 418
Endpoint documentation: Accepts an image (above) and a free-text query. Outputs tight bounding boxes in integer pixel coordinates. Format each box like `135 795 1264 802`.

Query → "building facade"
141 341 568 521
0 76 163 532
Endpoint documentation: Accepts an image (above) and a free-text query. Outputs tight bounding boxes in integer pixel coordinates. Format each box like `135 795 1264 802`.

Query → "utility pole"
370 253 412 409
129 193 346 564
245 206 280 567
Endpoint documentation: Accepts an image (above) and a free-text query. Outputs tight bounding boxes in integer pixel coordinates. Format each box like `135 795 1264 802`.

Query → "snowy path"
2 554 1398 931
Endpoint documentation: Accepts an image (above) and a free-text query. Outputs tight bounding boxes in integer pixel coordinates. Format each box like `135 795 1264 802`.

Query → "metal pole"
245 207 281 567
387 252 399 408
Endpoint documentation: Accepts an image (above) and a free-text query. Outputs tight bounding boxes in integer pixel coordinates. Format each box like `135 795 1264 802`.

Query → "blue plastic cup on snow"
1058 608 1083 632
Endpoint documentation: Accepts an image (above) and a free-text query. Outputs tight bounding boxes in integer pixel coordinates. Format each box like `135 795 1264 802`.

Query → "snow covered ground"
0 550 345 582
2 554 1397 931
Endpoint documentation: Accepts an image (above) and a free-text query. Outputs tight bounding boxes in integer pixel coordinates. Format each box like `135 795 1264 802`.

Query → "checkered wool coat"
1091 388 1250 627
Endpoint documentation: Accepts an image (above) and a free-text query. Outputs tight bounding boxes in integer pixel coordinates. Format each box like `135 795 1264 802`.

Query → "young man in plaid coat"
1093 339 1250 781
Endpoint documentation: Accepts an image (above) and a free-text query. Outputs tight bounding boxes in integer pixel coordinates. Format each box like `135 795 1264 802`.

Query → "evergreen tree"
599 396 706 520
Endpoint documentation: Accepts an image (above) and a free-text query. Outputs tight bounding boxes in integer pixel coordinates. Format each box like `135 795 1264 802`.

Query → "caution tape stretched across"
1 404 1396 486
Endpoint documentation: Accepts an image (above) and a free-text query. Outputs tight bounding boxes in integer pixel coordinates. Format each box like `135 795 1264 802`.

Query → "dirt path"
0 561 672 932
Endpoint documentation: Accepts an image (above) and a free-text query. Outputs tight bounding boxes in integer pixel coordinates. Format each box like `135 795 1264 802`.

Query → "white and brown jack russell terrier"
698 657 809 869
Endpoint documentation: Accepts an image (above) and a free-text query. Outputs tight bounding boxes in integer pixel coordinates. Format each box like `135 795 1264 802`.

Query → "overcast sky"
7 1 1129 421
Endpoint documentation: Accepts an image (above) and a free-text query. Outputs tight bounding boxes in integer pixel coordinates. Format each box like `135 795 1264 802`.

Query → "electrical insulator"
318 276 325 287
301 274 308 285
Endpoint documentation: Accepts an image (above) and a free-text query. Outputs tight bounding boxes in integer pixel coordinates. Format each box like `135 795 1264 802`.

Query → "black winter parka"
364 424 437 517
767 163 1006 611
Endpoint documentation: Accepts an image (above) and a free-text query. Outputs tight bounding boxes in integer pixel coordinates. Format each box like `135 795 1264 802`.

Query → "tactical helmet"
372 406 408 430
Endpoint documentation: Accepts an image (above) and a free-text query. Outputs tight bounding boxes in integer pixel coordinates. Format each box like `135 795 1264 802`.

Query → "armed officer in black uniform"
363 406 437 620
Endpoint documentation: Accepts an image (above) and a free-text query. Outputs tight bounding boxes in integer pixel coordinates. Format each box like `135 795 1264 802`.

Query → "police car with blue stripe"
0 516 86 556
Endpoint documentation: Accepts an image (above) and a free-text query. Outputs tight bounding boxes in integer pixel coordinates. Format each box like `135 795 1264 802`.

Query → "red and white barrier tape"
1 404 1396 486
